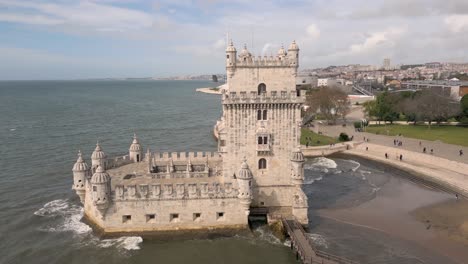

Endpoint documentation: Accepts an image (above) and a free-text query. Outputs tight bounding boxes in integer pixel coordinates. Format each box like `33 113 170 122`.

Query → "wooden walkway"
282 218 359 264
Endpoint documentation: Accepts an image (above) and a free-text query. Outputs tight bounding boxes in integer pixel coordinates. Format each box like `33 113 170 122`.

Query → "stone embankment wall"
346 143 468 197
301 142 361 157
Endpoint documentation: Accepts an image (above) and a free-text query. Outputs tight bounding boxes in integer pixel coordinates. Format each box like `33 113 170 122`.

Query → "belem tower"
72 40 309 235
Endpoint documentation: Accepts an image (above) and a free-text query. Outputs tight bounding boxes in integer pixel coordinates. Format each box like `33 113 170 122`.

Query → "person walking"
385 153 388 159
423 147 426 153
431 149 434 155
460 150 464 156
399 154 403 161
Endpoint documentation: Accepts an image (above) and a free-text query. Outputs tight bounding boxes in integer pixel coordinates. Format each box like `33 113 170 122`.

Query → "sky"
0 0 467 80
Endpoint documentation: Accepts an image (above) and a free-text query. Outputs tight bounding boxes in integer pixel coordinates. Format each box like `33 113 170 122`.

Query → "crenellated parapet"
113 182 237 201
149 151 222 178
222 90 305 105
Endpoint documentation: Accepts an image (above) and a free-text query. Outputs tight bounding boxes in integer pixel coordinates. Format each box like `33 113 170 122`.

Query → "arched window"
263 110 267 120
263 136 268 144
258 158 267 169
257 110 262 120
258 137 263 144
257 83 266 95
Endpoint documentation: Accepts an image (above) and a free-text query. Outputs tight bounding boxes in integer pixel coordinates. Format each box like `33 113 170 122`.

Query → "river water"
0 80 464 264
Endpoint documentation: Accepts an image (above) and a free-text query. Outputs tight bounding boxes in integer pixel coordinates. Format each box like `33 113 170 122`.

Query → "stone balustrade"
222 90 305 105
113 182 238 201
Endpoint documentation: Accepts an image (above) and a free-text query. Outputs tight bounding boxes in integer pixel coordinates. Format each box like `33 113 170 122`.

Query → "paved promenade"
318 125 468 164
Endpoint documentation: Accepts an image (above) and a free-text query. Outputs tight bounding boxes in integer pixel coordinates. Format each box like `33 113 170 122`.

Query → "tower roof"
278 45 286 56
291 146 304 162
238 159 252 179
129 133 142 152
288 40 299 51
240 44 251 57
73 150 89 172
226 40 236 52
91 165 110 184
91 141 107 160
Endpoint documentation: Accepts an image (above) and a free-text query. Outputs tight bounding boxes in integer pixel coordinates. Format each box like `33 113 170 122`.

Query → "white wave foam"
348 160 361 172
34 199 70 216
99 236 143 250
306 157 337 170
308 233 329 248
35 199 92 235
304 176 323 185
334 170 343 174
10 128 16 131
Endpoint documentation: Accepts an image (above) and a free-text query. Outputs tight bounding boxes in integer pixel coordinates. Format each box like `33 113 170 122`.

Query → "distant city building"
383 58 391 70
400 80 468 100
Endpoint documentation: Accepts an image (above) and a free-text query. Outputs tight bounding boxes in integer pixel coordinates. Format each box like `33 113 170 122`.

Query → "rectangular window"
122 215 131 223
93 186 97 191
216 212 225 221
220 140 226 147
146 214 155 223
170 213 179 222
193 213 201 221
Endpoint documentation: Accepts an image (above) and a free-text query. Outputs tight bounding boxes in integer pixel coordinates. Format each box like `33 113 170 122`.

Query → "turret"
72 150 89 203
91 141 107 172
239 44 252 62
288 40 299 69
90 165 111 216
291 147 305 185
237 159 253 215
129 133 142 162
226 40 237 78
277 45 287 61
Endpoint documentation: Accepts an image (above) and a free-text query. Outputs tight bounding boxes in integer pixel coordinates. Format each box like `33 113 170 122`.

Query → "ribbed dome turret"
288 40 299 51
278 46 286 55
238 160 252 179
73 150 89 172
91 142 107 160
226 40 236 52
240 44 251 57
291 147 304 162
91 165 110 184
129 133 142 152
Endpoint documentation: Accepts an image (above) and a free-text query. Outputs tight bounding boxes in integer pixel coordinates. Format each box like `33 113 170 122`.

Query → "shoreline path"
313 125 468 197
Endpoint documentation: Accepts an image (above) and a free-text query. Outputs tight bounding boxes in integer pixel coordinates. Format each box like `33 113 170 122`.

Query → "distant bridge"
282 218 359 264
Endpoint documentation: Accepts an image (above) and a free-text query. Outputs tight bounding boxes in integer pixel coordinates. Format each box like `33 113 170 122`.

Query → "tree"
305 86 350 124
363 92 399 124
402 90 460 128
461 94 468 117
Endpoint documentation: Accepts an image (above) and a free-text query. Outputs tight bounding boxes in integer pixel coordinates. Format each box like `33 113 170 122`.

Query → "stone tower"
129 133 142 162
218 41 307 223
90 165 111 217
72 150 89 203
91 142 107 172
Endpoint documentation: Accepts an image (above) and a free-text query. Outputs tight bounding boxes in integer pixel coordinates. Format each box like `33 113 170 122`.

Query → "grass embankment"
301 128 339 146
366 124 468 147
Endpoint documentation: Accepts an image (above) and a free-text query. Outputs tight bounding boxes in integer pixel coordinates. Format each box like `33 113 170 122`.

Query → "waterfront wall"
301 142 361 157
346 143 468 197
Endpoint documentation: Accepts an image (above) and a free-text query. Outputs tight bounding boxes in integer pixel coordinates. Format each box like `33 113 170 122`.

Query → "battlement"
222 90 306 105
151 151 222 162
230 56 296 68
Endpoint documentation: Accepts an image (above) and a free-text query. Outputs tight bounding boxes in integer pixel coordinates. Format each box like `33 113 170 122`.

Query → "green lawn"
301 128 339 146
366 124 468 147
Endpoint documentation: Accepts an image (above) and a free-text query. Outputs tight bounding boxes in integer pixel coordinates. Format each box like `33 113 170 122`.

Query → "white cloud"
349 27 406 54
306 24 320 38
444 14 468 32
0 0 155 32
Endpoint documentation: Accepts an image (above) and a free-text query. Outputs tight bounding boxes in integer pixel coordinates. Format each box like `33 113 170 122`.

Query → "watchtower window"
258 158 267 169
263 136 268 144
257 109 267 120
226 54 229 59
257 83 266 94
258 137 263 144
